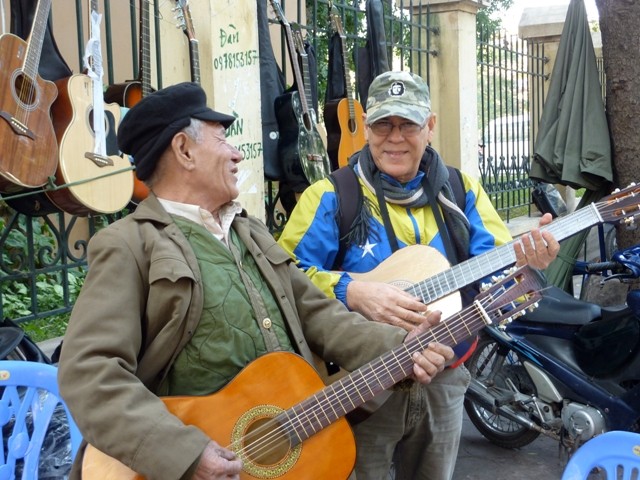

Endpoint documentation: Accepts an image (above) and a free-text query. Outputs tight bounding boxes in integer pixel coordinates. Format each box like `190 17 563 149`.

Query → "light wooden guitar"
82 266 544 479
0 0 59 192
104 0 154 206
271 0 331 187
47 0 134 215
324 7 366 169
315 183 640 386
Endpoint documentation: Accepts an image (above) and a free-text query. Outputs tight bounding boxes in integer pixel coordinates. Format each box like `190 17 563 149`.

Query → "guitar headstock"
597 183 640 227
174 0 196 41
268 0 289 28
475 266 545 327
329 6 346 39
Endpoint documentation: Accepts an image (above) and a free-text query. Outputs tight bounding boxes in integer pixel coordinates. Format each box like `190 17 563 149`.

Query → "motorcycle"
464 245 640 456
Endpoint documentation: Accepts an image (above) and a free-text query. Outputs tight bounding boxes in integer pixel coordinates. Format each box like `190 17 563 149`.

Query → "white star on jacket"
360 240 377 258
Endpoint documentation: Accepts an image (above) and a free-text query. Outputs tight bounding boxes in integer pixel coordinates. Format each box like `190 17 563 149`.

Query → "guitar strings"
228 284 531 464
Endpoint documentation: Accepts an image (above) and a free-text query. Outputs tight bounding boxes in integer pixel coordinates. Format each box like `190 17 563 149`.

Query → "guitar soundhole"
88 110 112 137
12 73 38 111
232 405 302 479
244 417 291 465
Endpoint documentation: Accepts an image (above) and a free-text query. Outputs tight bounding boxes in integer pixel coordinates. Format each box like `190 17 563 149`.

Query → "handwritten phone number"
236 142 263 160
213 50 259 70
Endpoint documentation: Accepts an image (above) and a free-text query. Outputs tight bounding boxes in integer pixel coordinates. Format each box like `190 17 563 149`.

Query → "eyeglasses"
368 121 426 137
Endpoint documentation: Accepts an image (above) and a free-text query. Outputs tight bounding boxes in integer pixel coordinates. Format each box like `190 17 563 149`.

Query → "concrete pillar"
405 0 483 178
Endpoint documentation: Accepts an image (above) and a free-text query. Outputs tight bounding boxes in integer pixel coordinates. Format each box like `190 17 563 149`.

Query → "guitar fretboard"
407 203 602 304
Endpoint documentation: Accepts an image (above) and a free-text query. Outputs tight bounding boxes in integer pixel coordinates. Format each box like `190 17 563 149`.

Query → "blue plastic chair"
561 431 640 480
0 360 82 479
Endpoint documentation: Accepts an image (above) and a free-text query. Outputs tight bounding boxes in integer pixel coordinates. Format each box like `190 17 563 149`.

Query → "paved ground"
453 411 566 480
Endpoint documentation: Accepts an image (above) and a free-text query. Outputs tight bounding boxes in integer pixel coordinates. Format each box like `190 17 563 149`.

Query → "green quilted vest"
166 216 293 395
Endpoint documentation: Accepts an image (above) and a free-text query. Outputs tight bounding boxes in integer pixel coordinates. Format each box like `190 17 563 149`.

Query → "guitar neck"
282 267 542 443
23 0 53 80
298 45 315 119
140 0 152 97
189 39 200 84
338 34 356 120
410 203 603 304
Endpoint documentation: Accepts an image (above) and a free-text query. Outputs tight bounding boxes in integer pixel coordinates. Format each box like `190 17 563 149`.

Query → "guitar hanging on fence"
104 0 154 206
81 266 544 480
0 0 59 192
270 0 331 191
323 7 365 169
47 0 134 216
174 0 200 84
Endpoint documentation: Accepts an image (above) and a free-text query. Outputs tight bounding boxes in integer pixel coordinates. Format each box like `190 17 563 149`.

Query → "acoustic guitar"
323 8 366 169
81 266 544 479
104 0 154 205
315 183 640 388
47 0 134 215
271 0 331 190
0 0 59 192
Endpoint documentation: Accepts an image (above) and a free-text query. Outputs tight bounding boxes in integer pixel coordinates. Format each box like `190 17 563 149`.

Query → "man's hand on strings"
192 441 242 479
514 212 560 270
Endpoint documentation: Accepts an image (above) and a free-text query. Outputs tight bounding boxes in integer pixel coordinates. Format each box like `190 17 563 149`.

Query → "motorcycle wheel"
464 334 541 449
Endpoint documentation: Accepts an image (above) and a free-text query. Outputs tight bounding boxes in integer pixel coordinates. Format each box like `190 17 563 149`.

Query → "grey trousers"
350 365 471 480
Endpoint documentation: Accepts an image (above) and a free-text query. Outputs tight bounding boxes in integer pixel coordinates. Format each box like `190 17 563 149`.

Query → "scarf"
346 144 471 264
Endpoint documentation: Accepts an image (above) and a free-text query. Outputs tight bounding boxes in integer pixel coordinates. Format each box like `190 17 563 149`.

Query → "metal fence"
477 28 547 221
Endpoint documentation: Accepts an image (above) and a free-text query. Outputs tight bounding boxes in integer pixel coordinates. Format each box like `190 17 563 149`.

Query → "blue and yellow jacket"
278 166 513 307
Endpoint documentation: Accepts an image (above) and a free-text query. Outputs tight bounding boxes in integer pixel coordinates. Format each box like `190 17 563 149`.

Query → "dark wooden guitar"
81 266 544 479
175 0 200 84
324 8 366 169
270 0 331 190
0 0 59 192
47 0 134 215
104 0 154 205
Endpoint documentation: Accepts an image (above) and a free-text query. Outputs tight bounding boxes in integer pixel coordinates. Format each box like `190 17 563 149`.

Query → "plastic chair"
0 360 82 479
561 431 640 480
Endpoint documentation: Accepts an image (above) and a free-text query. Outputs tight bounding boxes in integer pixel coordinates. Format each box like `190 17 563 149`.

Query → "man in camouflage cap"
278 70 559 479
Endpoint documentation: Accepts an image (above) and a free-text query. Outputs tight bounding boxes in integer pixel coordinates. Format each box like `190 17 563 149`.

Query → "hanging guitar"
0 0 59 192
270 0 331 191
323 7 365 169
174 0 200 84
47 0 134 216
104 0 155 206
81 266 544 479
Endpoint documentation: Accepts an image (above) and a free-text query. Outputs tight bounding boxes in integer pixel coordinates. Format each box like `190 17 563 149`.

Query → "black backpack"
328 165 467 269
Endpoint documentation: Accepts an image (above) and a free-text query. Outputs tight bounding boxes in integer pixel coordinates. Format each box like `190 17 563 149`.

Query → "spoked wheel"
464 334 541 449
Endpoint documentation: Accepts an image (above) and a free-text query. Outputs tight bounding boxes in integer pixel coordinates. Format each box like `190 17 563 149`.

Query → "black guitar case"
4 0 73 216
357 0 390 109
257 0 286 181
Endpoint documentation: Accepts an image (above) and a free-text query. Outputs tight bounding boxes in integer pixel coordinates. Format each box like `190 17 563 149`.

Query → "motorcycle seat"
522 286 602 325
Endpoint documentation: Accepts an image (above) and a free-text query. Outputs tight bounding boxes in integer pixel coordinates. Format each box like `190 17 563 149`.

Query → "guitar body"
275 91 331 191
0 33 59 192
82 352 356 480
48 74 134 215
324 97 366 169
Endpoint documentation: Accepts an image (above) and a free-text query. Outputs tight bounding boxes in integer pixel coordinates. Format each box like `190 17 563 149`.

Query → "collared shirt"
157 198 242 246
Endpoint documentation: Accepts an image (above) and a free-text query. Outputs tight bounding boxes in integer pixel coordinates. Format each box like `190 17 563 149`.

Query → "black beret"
117 82 236 181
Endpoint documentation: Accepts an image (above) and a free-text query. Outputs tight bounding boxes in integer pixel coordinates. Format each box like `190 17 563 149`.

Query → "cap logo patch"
388 81 405 97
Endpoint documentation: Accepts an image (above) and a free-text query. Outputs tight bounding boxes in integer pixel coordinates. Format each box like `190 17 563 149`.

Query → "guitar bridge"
306 153 325 163
84 152 114 167
0 111 35 140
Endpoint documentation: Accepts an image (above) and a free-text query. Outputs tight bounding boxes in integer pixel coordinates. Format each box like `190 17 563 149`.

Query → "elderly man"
57 81 455 480
278 71 559 479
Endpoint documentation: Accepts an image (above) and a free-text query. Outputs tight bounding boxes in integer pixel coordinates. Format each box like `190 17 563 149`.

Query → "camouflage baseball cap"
365 71 431 125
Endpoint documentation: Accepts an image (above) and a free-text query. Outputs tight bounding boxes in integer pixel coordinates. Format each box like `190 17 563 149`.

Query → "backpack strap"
445 165 466 211
328 166 362 270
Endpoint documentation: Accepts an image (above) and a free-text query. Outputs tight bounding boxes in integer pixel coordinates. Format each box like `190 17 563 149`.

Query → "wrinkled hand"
513 213 560 270
192 441 242 479
346 280 428 331
404 310 454 384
